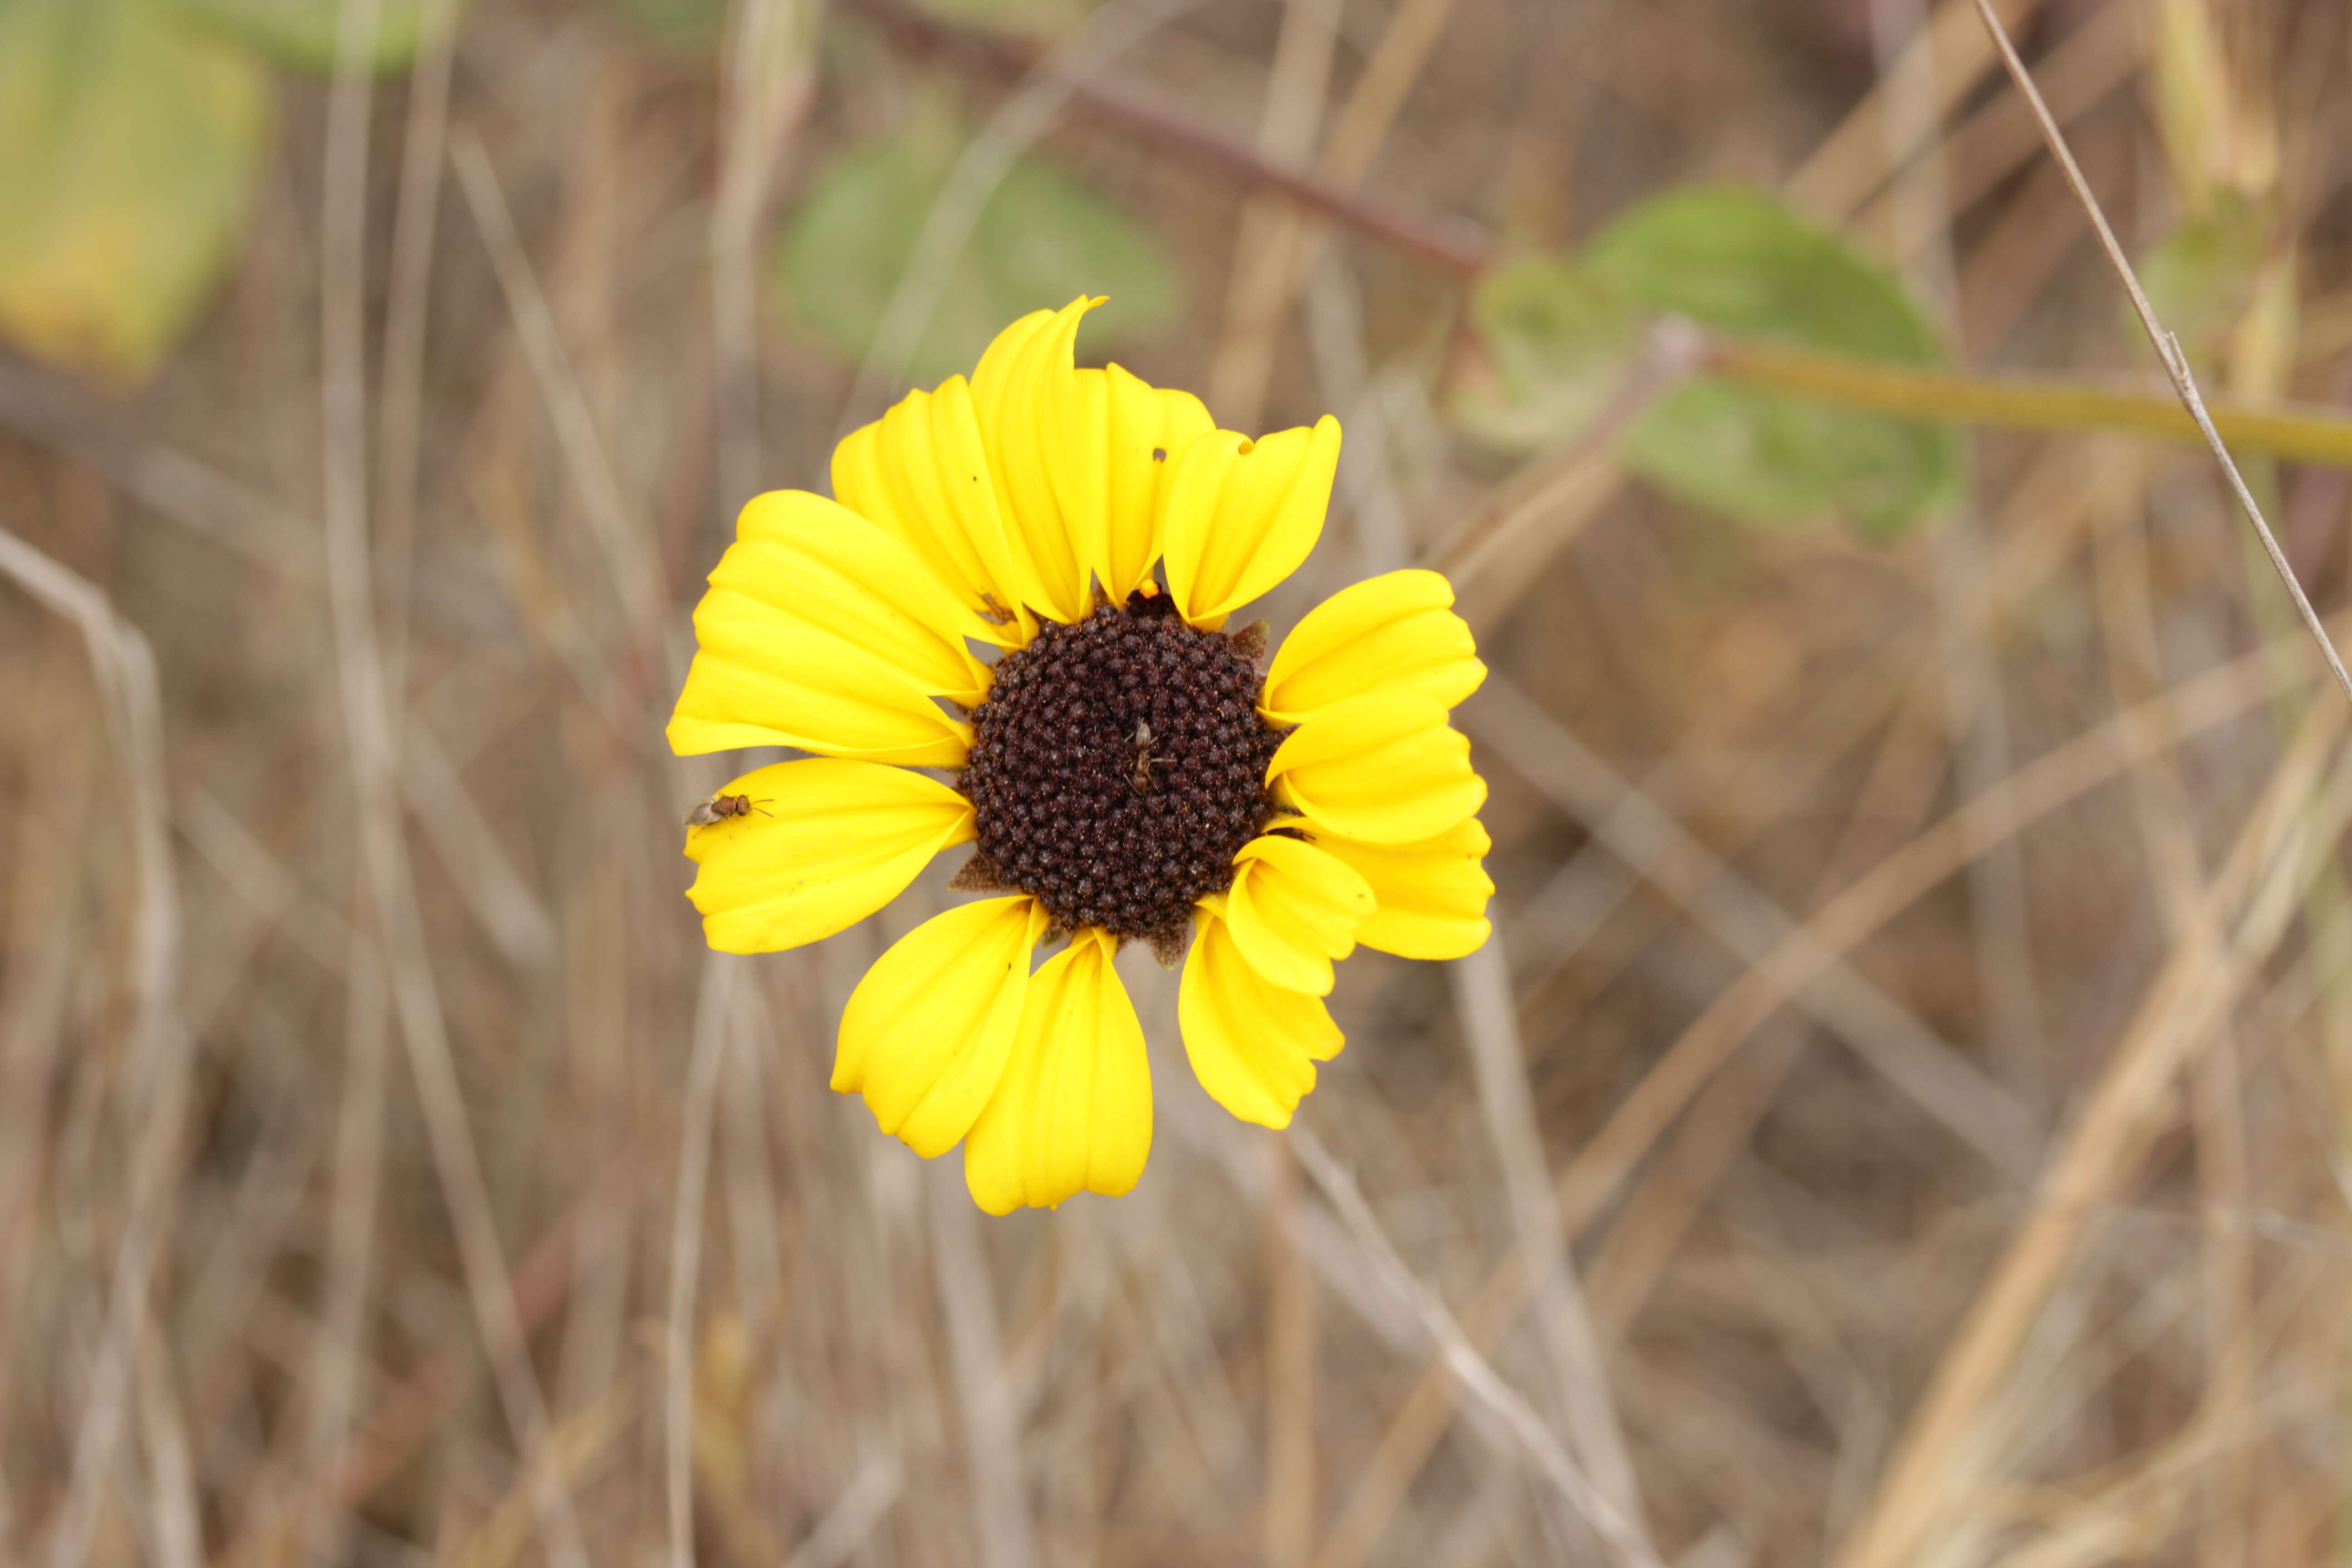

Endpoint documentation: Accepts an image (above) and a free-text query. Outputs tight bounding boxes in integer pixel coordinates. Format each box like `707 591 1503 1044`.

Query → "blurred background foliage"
0 0 2016 537
771 92 1180 383
13 0 2352 1564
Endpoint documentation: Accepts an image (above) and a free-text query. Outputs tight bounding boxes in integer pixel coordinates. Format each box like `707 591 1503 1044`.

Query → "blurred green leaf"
1455 256 1641 451
1465 185 1960 538
1588 184 1960 538
171 0 457 72
774 122 1180 385
0 0 270 380
2136 190 2269 368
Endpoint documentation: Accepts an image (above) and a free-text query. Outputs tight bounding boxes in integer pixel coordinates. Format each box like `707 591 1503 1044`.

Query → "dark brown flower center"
958 590 1286 952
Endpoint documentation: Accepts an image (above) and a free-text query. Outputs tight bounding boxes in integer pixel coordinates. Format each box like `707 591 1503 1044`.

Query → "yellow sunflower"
668 297 1492 1214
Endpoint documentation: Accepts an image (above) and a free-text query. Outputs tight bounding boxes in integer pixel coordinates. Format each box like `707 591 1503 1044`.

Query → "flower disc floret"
960 591 1287 949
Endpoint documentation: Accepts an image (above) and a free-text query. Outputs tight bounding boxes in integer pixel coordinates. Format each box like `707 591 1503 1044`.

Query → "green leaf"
2135 190 2269 368
169 0 459 73
0 0 270 380
1592 184 1960 538
774 121 1180 385
1456 256 1642 451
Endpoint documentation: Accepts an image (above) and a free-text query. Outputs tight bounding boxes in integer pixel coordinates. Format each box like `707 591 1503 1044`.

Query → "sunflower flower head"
668 297 1492 1214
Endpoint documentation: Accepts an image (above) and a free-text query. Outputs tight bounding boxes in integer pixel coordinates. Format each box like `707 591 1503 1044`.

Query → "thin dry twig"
399 720 558 970
209 1141 663 1568
782 1453 906 1568
1851 0 2143 260
1465 676 2042 1171
451 129 667 646
1966 0 2352 707
1868 0 2046 1095
376 0 461 718
1287 1127 1663 1568
1320 610 2327 1553
713 0 820 506
297 930 387 1568
136 1328 202 1568
1548 606 2332 1241
1205 0 1460 427
928 1161 1039 1568
1785 0 2052 220
1261 1136 1319 1568
1205 0 1340 428
666 960 737 1568
0 524 182 1568
1449 936 1648 1541
318 11 591 1563
0 357 320 576
1838 699 2352 1568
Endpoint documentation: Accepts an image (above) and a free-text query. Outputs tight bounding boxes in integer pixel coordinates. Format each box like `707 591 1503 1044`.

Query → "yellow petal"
1267 693 1485 843
1305 817 1494 960
1222 834 1375 995
685 760 975 955
1177 907 1343 1129
969 297 1108 625
1161 416 1342 628
1098 363 1213 604
666 490 988 765
667 591 972 767
832 376 1038 647
833 897 1049 1158
1262 569 1486 723
725 490 993 702
962 928 1153 1214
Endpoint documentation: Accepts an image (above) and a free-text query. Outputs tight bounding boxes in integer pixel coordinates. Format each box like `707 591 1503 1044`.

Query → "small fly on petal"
685 793 772 828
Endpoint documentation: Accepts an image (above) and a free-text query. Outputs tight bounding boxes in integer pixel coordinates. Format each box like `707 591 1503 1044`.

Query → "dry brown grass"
7 0 2352 1563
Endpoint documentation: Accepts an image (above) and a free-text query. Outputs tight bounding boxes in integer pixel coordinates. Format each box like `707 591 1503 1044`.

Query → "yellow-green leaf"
0 0 270 380
773 118 1180 386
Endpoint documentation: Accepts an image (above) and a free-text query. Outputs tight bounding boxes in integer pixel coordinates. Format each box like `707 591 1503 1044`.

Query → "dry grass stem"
1261 1137 1319 1568
1449 937 1646 1535
928 1161 1039 1568
320 10 589 1561
1840 700 2352 1567
0 524 183 1568
665 959 736 1568
1288 1127 1663 1568
1966 0 2352 706
1467 676 2042 1170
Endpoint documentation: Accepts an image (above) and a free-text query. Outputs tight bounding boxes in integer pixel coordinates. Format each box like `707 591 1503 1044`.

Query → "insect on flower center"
958 589 1288 951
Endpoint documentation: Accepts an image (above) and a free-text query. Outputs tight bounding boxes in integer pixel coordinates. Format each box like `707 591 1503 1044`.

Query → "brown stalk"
838 0 1495 279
